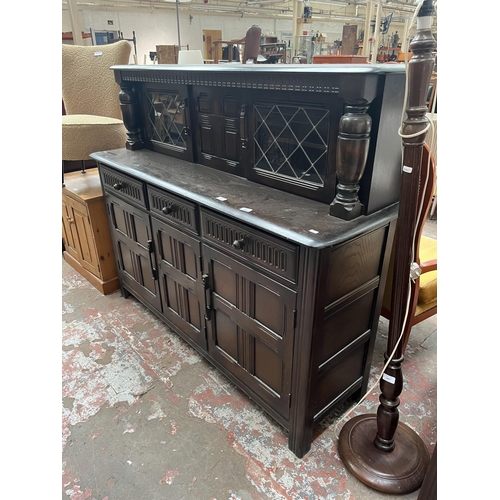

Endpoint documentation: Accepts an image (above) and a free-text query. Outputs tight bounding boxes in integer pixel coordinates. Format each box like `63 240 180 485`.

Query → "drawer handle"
161 205 174 215
67 217 74 224
113 182 123 191
232 238 245 250
201 273 211 321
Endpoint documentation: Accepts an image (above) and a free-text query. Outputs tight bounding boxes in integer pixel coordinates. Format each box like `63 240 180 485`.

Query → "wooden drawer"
201 209 298 284
99 164 147 208
148 185 198 234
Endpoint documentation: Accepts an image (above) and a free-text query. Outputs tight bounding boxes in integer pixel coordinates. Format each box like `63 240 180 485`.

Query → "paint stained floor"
62 219 437 500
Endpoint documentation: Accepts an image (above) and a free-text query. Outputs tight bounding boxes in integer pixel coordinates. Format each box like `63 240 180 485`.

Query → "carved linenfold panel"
99 166 146 208
198 93 213 114
201 210 298 283
223 97 238 117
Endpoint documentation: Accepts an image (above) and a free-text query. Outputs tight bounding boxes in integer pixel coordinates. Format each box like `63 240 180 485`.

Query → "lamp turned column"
329 99 371 220
119 83 144 150
337 0 436 494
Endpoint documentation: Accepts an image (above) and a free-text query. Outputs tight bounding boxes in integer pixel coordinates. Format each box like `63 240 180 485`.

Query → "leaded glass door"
141 85 194 162
246 94 342 203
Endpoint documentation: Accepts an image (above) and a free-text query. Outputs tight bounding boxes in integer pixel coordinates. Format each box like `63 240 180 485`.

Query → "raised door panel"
152 217 206 350
69 198 100 277
204 244 296 419
62 194 79 262
106 194 162 312
193 87 245 176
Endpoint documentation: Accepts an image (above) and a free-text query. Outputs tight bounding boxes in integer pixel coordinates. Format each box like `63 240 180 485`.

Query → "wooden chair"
381 144 437 351
212 25 261 64
62 40 131 178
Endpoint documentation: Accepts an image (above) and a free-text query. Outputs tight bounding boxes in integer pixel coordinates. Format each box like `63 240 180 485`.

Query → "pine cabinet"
62 170 119 294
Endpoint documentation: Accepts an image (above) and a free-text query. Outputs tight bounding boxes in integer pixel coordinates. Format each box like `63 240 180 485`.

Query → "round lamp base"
338 414 430 495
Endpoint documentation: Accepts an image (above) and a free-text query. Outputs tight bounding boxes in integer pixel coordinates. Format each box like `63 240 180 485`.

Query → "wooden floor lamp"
338 0 436 494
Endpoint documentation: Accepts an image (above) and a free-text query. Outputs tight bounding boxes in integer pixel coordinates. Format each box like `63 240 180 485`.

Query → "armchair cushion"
417 235 437 308
62 114 126 161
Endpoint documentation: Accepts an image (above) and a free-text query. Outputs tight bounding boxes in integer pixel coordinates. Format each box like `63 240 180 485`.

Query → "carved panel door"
192 86 245 176
105 194 162 311
152 217 207 350
203 244 297 419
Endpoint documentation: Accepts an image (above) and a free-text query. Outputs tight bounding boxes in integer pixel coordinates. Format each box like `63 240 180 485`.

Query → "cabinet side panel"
313 343 365 414
319 290 376 366
361 73 406 214
325 227 386 304
312 225 389 418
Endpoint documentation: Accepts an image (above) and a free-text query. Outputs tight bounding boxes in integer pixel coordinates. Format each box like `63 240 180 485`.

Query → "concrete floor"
62 218 437 500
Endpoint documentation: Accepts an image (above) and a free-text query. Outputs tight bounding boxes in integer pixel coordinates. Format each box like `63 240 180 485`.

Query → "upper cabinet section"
114 65 406 213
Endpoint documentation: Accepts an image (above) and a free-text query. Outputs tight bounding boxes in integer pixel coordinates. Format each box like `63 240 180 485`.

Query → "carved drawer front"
148 186 198 234
99 165 147 208
201 209 298 284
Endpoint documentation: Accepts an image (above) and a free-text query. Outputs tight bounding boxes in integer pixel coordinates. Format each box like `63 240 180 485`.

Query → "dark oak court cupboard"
92 64 406 458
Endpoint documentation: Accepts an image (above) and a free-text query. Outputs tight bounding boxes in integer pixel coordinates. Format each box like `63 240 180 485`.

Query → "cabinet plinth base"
63 251 120 295
338 414 430 495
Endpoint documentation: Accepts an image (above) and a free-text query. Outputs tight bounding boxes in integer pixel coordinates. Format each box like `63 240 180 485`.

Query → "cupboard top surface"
111 64 406 76
91 148 397 249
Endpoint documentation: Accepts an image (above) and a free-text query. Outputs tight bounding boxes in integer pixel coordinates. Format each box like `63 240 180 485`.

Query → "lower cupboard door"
152 217 206 350
106 195 162 312
203 244 296 419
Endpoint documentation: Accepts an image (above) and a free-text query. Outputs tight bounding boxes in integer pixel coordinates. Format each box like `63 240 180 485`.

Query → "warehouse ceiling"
62 0 436 25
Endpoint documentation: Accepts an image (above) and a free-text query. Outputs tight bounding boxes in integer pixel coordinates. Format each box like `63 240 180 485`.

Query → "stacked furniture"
92 64 406 457
62 41 131 294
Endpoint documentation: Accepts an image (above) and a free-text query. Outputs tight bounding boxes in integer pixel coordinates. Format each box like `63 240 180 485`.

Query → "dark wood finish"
105 193 162 312
338 2 436 493
93 148 397 458
62 169 119 295
98 52 407 458
111 64 406 214
330 99 372 220
212 25 261 64
204 243 296 419
192 86 245 176
152 217 206 350
380 144 437 352
338 415 430 494
139 83 194 163
119 82 145 151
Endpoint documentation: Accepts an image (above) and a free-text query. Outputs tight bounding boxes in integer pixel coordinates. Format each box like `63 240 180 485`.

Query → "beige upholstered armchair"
62 41 131 177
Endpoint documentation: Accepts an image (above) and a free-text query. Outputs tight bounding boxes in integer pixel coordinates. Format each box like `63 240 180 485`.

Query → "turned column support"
329 98 372 220
119 82 145 150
